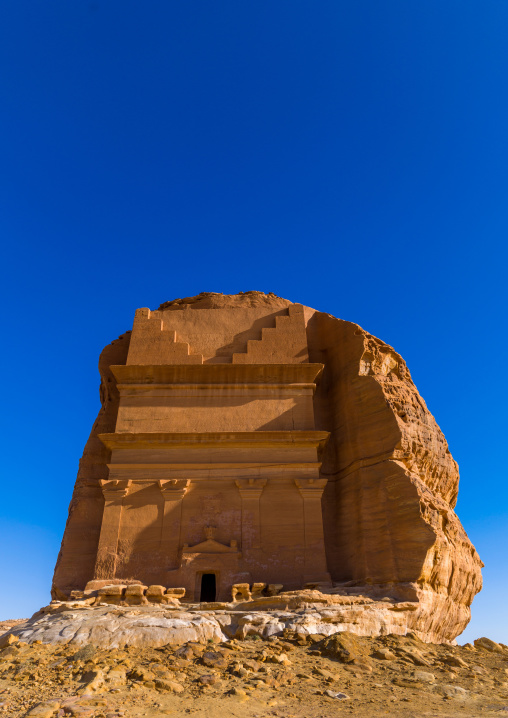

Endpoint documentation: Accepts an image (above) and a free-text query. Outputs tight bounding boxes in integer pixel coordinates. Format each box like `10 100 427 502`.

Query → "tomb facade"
53 292 482 641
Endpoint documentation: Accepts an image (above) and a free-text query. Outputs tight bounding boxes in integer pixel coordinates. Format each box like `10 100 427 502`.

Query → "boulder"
232 584 251 602
0 633 19 649
474 637 504 653
124 585 148 606
97 585 125 605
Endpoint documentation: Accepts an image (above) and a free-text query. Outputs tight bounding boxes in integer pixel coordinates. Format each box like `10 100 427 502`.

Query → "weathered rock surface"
52 291 482 643
0 591 480 649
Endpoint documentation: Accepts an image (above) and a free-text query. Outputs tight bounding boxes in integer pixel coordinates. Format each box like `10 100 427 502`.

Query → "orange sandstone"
52 292 482 642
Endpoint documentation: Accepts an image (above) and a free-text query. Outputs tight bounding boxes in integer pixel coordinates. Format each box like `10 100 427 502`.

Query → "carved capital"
100 479 131 501
294 478 327 499
235 478 267 500
158 479 190 501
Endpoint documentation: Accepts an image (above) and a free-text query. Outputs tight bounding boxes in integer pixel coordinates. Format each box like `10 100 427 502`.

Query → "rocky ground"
1 625 508 717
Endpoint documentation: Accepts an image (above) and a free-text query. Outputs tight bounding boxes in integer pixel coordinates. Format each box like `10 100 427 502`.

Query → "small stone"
73 645 97 663
344 659 372 675
186 641 206 654
396 647 431 666
198 674 218 685
413 670 435 683
250 679 267 688
175 645 194 661
26 701 61 717
107 668 126 685
372 648 396 660
314 667 336 681
129 667 156 682
155 679 184 693
230 687 247 697
202 651 227 669
434 684 469 699
308 633 325 643
325 689 349 699
443 655 468 668
242 659 261 672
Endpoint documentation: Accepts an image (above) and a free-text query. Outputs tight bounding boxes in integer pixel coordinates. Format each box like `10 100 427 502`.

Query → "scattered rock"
413 670 436 683
175 645 194 661
474 637 504 653
325 689 349 699
471 664 488 675
242 658 261 671
80 668 107 692
26 701 61 717
0 633 18 650
314 667 337 681
317 632 365 663
434 684 469 699
3 616 508 718
155 679 184 692
73 644 97 663
442 654 469 668
198 673 218 685
372 648 396 660
202 651 227 669
396 647 431 666
129 667 156 682
297 671 314 680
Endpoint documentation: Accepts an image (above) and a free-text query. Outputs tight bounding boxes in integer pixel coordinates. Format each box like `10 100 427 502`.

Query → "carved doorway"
199 573 216 602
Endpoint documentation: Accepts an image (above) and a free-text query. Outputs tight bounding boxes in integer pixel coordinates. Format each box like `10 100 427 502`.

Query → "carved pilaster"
158 479 190 501
235 478 267 550
94 480 131 579
294 478 330 582
158 479 190 568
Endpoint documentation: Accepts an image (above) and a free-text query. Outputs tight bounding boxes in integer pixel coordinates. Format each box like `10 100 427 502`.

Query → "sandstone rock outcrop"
0 592 470 648
52 291 482 642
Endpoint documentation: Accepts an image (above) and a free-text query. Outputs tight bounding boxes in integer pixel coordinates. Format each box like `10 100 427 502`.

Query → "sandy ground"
1 627 507 717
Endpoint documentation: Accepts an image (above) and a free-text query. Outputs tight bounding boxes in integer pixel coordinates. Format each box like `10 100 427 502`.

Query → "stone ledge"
2 592 444 649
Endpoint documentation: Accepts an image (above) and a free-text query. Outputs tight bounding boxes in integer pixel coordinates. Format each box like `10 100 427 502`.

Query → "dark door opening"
200 573 216 602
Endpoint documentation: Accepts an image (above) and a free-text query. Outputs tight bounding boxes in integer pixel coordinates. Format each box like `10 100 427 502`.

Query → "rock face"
52 291 482 642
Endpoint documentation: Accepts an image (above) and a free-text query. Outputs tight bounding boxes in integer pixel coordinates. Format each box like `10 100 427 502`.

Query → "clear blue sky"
0 1 506 644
